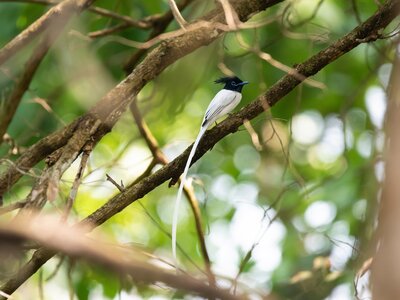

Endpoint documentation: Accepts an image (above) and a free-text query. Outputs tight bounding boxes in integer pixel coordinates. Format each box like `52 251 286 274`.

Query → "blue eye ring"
231 81 238 86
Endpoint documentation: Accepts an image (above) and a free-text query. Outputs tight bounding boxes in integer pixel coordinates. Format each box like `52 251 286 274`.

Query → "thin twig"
88 23 132 39
168 0 188 29
123 0 198 73
45 255 65 281
243 119 263 151
0 0 150 28
218 0 240 30
234 33 326 90
63 146 91 219
0 200 28 215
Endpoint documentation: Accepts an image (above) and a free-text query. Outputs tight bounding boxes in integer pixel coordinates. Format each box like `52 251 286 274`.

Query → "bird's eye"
231 82 238 86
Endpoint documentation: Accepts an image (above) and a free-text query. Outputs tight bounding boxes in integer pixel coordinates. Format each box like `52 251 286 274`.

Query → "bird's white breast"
202 89 242 127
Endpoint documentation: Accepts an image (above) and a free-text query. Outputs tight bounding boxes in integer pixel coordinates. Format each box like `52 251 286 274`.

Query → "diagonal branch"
0 0 152 28
0 215 241 300
88 0 194 38
0 0 95 66
0 34 52 141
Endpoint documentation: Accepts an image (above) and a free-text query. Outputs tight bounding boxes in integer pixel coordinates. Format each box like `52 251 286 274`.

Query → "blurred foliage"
0 0 398 299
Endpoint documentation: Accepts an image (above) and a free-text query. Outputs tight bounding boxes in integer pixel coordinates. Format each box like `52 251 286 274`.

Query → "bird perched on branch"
172 76 249 266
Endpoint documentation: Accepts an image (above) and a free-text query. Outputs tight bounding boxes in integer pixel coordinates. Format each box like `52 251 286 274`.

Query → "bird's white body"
202 89 242 127
172 88 243 266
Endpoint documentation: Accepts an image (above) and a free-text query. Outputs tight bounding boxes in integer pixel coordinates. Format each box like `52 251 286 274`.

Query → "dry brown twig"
168 0 188 29
88 0 194 39
233 32 326 89
243 119 263 151
63 144 91 219
123 0 195 72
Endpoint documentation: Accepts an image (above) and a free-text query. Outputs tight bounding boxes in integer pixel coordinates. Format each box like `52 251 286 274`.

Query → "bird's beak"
239 81 249 86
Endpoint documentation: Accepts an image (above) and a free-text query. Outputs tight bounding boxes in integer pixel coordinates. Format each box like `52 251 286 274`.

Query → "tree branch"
0 35 52 141
0 0 95 66
0 215 241 300
0 0 153 28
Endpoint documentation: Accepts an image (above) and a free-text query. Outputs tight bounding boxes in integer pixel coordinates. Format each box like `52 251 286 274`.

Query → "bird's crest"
214 76 241 84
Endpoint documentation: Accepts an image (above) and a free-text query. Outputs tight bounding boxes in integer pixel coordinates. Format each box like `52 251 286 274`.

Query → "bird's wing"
202 89 239 127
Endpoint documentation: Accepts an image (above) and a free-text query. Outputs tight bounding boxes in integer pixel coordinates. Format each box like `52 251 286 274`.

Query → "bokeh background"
0 0 398 299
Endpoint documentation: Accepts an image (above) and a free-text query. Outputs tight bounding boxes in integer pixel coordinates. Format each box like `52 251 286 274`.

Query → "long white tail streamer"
172 125 207 266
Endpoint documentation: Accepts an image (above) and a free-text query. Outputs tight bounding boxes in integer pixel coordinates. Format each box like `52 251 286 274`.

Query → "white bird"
172 76 249 266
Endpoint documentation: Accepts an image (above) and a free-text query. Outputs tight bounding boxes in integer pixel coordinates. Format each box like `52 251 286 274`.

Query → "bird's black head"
215 76 249 92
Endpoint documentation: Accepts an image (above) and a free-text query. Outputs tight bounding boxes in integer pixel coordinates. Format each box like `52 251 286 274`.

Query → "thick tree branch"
0 0 95 66
0 215 241 300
